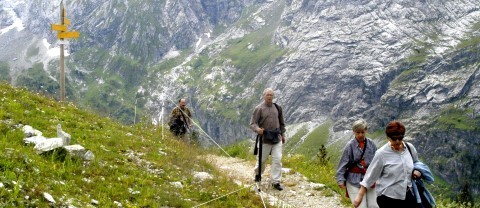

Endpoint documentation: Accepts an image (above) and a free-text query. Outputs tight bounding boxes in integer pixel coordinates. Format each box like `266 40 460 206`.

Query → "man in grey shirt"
250 88 286 191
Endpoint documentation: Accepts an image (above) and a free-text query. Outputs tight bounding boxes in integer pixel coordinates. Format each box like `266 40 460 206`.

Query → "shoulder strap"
273 103 281 121
349 142 354 161
359 139 367 160
350 139 367 164
178 107 188 127
405 142 413 158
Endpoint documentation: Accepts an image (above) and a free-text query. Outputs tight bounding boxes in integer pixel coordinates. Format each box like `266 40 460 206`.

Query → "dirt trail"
206 155 347 208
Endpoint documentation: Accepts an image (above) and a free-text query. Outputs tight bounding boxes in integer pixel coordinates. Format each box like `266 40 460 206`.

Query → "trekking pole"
254 134 263 191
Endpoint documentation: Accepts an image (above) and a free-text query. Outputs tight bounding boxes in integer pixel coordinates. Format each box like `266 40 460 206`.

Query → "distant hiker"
354 120 421 208
168 98 192 143
335 119 378 208
250 88 286 191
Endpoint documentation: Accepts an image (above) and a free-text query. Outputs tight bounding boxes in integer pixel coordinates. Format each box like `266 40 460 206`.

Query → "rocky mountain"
1 0 479 201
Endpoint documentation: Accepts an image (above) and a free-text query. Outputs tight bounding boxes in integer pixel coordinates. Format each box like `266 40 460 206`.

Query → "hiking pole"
254 134 263 191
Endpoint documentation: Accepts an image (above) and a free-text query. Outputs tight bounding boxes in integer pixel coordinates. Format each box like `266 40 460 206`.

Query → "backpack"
169 108 188 135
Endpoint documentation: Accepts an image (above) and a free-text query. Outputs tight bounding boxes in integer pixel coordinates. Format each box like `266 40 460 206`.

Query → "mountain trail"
206 155 347 208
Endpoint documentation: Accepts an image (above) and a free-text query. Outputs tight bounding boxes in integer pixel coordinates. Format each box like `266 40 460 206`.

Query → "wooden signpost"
51 1 80 101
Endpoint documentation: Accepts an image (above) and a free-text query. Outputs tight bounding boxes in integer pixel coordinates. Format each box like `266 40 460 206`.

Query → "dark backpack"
169 108 188 135
169 116 186 135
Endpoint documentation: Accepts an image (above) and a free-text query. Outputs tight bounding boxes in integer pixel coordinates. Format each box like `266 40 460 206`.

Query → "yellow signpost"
58 31 80 39
51 24 67 32
51 1 80 102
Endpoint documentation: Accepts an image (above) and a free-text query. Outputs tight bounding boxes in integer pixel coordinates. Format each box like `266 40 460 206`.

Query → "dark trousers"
377 189 417 208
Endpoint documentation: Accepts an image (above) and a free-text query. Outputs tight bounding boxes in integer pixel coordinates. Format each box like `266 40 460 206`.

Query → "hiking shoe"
272 183 284 191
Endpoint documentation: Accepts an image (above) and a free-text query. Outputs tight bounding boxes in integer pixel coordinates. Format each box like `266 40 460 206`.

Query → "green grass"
0 83 265 207
222 139 256 161
437 105 480 131
283 124 309 153
294 121 332 159
222 33 286 71
0 62 11 83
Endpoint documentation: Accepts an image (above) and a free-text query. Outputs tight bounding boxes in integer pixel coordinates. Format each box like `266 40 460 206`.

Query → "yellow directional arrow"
58 31 80 39
63 17 71 25
51 24 68 31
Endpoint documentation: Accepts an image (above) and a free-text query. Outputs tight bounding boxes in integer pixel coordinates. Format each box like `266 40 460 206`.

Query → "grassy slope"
0 83 263 207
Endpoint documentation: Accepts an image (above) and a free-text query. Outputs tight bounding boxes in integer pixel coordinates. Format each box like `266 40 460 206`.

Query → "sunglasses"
390 136 404 141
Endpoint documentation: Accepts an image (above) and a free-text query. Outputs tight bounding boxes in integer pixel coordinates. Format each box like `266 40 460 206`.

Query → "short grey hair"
263 88 274 96
352 119 368 131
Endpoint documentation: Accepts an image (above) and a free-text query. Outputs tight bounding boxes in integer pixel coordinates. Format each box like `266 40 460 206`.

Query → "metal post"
161 100 165 140
134 98 137 124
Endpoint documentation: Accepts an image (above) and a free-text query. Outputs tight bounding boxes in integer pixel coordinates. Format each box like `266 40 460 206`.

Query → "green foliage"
148 50 191 76
392 67 420 86
110 56 146 88
0 62 11 83
437 105 480 131
81 75 137 124
71 47 110 71
294 121 331 159
71 48 151 125
222 139 256 161
435 199 478 208
222 34 286 71
283 124 309 153
26 46 40 58
458 183 475 206
0 83 264 207
15 63 60 96
315 145 331 166
406 44 432 64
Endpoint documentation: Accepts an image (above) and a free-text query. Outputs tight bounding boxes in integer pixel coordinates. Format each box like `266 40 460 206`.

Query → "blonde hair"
352 119 368 131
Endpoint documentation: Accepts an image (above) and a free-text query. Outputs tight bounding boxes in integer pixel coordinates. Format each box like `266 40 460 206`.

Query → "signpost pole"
52 0 79 101
60 1 65 101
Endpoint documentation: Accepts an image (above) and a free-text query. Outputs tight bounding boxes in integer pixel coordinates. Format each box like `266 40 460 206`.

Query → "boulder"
34 138 64 154
57 124 71 145
23 135 47 145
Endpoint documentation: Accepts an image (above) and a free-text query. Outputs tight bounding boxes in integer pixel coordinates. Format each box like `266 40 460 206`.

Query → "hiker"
250 88 286 191
168 98 192 143
335 119 378 208
354 120 421 208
